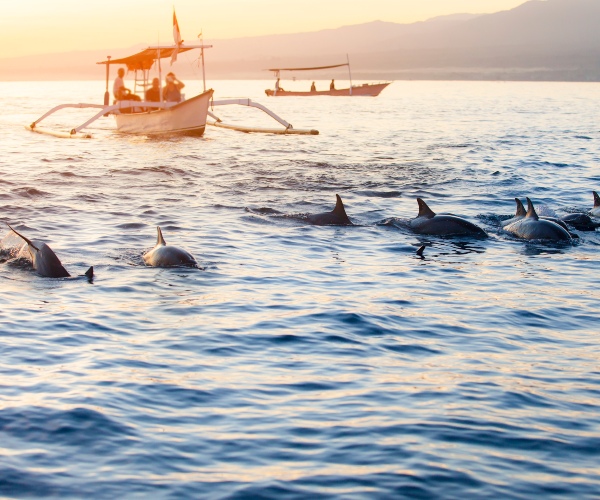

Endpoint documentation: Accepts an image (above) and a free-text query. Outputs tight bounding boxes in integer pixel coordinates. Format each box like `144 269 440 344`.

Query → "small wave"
116 222 147 229
11 187 49 198
0 406 136 447
244 207 283 215
109 165 186 177
357 190 402 198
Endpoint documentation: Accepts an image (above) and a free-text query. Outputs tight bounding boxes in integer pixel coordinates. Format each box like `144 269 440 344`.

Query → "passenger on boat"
275 78 284 92
145 78 161 102
163 72 185 102
113 67 140 101
330 79 335 90
310 82 316 92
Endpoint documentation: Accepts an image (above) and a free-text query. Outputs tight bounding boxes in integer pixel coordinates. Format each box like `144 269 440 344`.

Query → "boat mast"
104 56 111 105
157 33 163 98
347 54 353 96
198 31 207 92
158 47 162 96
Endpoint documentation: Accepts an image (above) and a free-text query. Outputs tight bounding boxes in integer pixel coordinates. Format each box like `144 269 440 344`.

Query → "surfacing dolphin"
591 191 600 217
143 226 197 268
409 198 487 237
305 194 353 226
7 223 92 278
504 198 571 241
503 198 576 237
501 198 527 227
560 212 599 231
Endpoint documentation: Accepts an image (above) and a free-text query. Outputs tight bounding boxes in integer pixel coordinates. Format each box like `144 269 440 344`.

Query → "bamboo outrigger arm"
208 98 319 135
27 101 175 138
26 98 318 137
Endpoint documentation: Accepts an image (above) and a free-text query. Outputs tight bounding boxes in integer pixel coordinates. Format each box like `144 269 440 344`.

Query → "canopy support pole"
347 54 353 96
104 56 111 105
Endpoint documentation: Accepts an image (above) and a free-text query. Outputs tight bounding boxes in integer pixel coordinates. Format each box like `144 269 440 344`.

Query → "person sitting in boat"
330 79 335 90
275 78 284 92
113 67 140 101
145 78 161 102
163 72 185 102
310 81 316 92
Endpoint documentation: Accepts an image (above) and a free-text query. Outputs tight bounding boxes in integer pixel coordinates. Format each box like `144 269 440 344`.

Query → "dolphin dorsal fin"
85 266 94 279
515 198 526 217
525 197 539 220
333 194 351 223
156 226 166 246
7 223 39 252
416 198 436 218
593 191 600 208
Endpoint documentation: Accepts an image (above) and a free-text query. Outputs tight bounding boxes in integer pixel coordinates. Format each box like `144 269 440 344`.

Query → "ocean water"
0 79 599 499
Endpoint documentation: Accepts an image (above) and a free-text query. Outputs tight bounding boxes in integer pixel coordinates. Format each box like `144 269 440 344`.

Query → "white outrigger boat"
27 30 318 138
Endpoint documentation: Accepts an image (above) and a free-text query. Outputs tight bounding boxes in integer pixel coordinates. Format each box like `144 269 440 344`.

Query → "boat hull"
115 89 214 136
265 82 390 97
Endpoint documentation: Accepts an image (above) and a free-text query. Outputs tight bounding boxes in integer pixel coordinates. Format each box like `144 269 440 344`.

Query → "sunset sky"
1 0 528 59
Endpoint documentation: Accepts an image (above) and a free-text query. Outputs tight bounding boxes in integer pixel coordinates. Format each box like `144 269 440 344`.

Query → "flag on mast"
171 8 183 65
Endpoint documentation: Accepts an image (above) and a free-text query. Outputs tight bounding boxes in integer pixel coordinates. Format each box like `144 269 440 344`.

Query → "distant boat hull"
115 89 214 136
265 82 390 97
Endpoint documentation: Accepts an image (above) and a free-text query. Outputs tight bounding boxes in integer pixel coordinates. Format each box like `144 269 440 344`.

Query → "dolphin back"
410 199 486 236
7 224 70 277
505 217 571 241
306 194 353 225
144 245 197 267
34 242 71 278
412 214 487 236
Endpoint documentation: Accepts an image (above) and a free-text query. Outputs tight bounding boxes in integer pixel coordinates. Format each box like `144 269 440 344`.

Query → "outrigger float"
266 56 391 97
26 32 318 138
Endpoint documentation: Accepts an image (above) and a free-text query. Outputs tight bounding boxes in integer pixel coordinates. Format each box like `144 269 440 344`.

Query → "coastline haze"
3 0 598 82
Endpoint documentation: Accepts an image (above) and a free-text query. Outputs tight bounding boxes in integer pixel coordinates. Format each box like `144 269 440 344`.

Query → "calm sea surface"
0 79 599 499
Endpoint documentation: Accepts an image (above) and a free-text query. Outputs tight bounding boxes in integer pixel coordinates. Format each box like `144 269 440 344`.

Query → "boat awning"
267 63 349 72
97 47 195 71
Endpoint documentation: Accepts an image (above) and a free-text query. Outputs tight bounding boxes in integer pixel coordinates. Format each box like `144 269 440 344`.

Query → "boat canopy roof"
268 63 349 72
97 44 210 71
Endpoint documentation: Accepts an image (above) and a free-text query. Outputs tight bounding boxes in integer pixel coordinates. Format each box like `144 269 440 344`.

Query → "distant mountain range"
2 0 599 82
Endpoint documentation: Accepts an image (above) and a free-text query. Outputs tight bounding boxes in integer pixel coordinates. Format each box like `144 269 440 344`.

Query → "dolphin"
504 198 571 241
305 194 353 226
503 198 576 237
143 226 197 267
409 198 487 237
560 212 599 231
590 191 600 217
501 198 527 227
7 224 71 278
